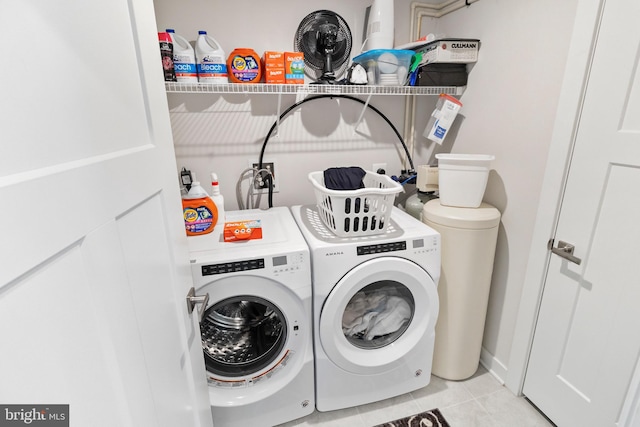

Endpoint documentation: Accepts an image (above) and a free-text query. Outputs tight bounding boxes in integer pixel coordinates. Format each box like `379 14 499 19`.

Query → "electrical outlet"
372 163 387 174
251 161 278 193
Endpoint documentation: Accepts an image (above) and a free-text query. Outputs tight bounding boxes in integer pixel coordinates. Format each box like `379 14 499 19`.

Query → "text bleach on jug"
166 29 197 82
196 31 228 84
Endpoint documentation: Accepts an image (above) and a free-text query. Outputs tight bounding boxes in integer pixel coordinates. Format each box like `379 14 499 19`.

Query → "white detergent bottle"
210 173 225 227
166 29 198 82
196 31 228 84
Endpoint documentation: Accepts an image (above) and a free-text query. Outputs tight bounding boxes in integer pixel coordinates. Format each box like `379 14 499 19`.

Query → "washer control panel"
271 251 306 275
200 251 308 277
202 258 265 276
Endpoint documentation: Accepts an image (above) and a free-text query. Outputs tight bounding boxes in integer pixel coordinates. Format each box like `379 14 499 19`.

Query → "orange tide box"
285 52 305 84
223 219 263 242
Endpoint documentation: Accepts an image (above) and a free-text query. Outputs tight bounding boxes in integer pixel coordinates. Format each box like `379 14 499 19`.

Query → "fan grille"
294 10 352 81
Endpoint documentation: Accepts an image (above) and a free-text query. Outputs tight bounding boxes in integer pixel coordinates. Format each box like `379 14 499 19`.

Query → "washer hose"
258 94 415 208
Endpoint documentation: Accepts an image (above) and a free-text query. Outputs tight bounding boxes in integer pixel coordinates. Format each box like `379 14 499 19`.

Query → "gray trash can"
422 199 501 380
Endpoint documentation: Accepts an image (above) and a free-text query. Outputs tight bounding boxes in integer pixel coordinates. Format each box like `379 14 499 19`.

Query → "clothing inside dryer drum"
342 281 415 349
200 296 287 377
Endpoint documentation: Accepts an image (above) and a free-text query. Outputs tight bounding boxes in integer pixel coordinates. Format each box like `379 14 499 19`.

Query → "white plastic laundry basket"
436 154 494 208
308 170 403 237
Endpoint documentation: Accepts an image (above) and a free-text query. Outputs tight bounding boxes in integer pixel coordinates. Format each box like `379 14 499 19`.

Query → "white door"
523 0 640 425
0 2 212 427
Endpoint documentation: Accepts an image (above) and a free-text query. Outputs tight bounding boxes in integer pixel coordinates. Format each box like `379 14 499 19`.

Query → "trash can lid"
422 199 501 229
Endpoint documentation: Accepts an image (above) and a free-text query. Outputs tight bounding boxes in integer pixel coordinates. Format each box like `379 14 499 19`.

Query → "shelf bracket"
275 91 283 137
353 92 374 135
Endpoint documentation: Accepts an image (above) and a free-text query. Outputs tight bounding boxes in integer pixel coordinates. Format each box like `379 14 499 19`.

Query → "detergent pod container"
166 29 197 82
182 174 219 236
195 31 228 83
227 48 262 83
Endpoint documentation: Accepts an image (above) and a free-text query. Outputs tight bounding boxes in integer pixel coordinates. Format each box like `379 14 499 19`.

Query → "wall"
155 0 414 211
153 0 579 383
420 0 579 380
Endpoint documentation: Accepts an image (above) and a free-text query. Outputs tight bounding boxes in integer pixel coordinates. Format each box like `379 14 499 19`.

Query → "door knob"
548 239 582 265
186 287 209 322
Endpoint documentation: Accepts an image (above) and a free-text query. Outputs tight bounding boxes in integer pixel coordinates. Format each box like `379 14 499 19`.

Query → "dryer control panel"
357 241 407 255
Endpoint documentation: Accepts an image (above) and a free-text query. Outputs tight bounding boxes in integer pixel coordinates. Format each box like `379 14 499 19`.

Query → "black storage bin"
417 63 468 87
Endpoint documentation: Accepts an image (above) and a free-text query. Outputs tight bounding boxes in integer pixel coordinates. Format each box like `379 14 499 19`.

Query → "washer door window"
201 295 287 377
320 257 439 375
342 281 414 349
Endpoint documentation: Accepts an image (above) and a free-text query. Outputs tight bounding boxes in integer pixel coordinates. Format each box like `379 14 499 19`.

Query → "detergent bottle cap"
166 28 175 33
198 30 207 35
184 173 210 199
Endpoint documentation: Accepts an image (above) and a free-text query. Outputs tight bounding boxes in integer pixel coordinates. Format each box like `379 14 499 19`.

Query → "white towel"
365 296 411 340
342 287 412 339
345 311 378 336
342 292 368 328
342 291 387 331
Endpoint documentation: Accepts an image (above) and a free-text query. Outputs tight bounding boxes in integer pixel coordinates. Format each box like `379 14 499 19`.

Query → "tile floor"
276 365 554 427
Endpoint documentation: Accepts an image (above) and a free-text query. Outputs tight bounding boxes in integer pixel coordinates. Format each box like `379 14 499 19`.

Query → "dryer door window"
201 295 287 377
319 257 439 375
342 280 415 349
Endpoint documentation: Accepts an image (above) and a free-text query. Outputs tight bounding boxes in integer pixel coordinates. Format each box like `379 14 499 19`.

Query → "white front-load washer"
188 207 314 427
291 204 440 412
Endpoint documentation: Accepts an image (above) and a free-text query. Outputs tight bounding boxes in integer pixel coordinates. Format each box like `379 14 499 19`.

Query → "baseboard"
479 347 508 386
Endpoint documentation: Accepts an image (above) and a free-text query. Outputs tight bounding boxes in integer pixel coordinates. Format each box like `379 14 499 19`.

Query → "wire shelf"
164 82 464 96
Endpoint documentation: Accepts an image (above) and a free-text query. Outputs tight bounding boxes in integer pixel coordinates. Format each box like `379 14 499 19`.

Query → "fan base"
312 73 337 85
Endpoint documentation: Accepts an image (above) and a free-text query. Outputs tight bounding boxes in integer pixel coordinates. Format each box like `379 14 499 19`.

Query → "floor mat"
372 408 451 427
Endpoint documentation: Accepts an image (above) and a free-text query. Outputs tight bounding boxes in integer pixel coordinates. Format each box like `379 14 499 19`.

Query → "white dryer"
291 205 440 412
188 207 314 427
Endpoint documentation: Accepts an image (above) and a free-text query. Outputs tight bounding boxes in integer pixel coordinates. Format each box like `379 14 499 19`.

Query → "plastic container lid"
422 199 500 229
436 153 495 170
352 49 414 64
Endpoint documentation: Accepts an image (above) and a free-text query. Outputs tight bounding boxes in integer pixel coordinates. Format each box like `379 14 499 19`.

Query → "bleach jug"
182 174 219 236
195 31 228 83
166 29 197 82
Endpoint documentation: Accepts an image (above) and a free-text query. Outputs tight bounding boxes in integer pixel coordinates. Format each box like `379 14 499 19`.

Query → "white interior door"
523 0 640 425
0 1 212 427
